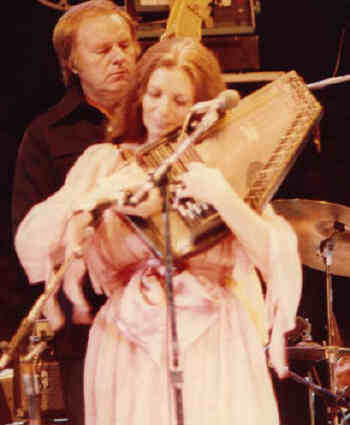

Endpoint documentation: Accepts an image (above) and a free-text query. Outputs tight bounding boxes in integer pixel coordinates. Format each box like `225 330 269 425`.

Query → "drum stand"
288 369 350 412
319 221 346 425
271 199 350 425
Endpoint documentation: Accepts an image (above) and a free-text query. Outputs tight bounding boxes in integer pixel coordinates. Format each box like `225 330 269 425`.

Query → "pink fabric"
81 206 300 425
83 222 280 425
14 143 303 425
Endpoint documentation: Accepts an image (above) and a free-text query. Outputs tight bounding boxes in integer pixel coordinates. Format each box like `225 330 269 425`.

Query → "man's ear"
68 53 79 75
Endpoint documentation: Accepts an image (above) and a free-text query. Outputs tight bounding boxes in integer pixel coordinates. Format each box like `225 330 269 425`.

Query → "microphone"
190 89 240 115
128 91 240 206
76 90 241 211
184 89 240 135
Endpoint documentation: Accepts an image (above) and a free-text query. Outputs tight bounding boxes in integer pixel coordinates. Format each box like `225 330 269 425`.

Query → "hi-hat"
272 199 350 277
287 344 350 362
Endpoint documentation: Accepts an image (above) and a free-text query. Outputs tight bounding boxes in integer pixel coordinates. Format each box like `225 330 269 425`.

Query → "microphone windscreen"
218 89 240 111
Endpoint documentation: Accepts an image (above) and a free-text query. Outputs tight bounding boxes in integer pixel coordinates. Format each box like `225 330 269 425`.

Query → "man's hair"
108 36 226 141
53 0 138 87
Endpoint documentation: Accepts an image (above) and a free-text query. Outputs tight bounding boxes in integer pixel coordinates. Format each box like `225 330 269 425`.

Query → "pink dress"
15 143 302 425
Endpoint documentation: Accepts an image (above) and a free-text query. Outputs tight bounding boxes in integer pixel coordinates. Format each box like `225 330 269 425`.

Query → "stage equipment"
272 198 350 425
130 0 260 71
116 71 322 261
139 34 260 72
0 256 76 423
0 255 75 371
0 368 15 420
34 0 261 71
126 0 257 39
272 199 350 278
287 346 350 363
0 320 66 424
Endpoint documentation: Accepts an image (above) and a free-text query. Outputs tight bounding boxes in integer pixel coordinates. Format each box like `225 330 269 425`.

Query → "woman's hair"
53 0 138 87
108 36 226 142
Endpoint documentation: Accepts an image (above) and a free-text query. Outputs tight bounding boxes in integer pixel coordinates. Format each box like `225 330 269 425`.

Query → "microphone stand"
118 98 236 425
159 173 185 425
0 254 75 370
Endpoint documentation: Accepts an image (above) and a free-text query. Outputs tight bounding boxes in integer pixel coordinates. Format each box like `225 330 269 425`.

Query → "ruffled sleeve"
229 203 302 377
262 204 303 376
15 143 123 283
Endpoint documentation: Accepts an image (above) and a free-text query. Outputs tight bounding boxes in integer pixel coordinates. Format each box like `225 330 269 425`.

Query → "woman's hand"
174 162 234 206
118 186 162 218
72 162 161 218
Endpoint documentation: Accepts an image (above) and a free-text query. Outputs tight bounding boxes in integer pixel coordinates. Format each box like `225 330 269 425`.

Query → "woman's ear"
135 42 142 60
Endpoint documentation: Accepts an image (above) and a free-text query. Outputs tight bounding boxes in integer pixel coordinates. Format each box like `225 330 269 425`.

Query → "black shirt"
12 85 109 359
12 85 107 234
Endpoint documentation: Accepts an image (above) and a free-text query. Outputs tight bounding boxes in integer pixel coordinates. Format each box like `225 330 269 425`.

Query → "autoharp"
125 71 322 260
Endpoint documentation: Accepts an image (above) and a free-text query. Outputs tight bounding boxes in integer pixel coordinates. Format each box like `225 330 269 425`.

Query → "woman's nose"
158 96 172 114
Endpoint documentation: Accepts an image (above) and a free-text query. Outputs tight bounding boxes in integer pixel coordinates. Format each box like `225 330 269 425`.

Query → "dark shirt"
11 86 110 424
12 85 107 234
12 86 109 353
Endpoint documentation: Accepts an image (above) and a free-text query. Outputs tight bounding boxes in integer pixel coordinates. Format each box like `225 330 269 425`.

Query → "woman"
15 37 302 425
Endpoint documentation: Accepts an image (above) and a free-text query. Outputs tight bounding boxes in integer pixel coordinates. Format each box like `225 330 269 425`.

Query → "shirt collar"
46 84 106 126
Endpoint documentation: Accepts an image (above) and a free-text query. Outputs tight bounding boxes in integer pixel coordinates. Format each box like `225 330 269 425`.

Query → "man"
12 1 140 423
13 0 139 232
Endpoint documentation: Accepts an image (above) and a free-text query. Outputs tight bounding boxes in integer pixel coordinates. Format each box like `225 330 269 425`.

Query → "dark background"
2 1 350 424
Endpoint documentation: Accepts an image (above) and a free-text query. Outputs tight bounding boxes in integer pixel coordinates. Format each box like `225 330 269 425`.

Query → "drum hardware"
272 198 350 425
288 369 350 409
287 345 350 363
286 367 350 425
306 370 318 425
286 316 313 345
272 199 350 278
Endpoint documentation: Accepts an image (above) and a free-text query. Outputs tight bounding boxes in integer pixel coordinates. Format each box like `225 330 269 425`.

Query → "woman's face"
142 67 195 143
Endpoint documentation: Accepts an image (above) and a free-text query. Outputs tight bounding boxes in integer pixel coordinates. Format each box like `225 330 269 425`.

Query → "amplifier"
18 359 66 418
127 0 257 39
140 34 260 71
0 320 66 422
0 360 66 422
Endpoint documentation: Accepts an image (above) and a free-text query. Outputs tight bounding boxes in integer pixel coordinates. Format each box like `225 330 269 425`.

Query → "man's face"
72 14 138 105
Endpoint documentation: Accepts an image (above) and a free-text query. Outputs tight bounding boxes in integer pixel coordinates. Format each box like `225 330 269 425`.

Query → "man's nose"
110 45 126 64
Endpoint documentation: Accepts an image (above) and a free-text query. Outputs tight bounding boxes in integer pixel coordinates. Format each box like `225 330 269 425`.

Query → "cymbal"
272 199 350 277
287 344 350 362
